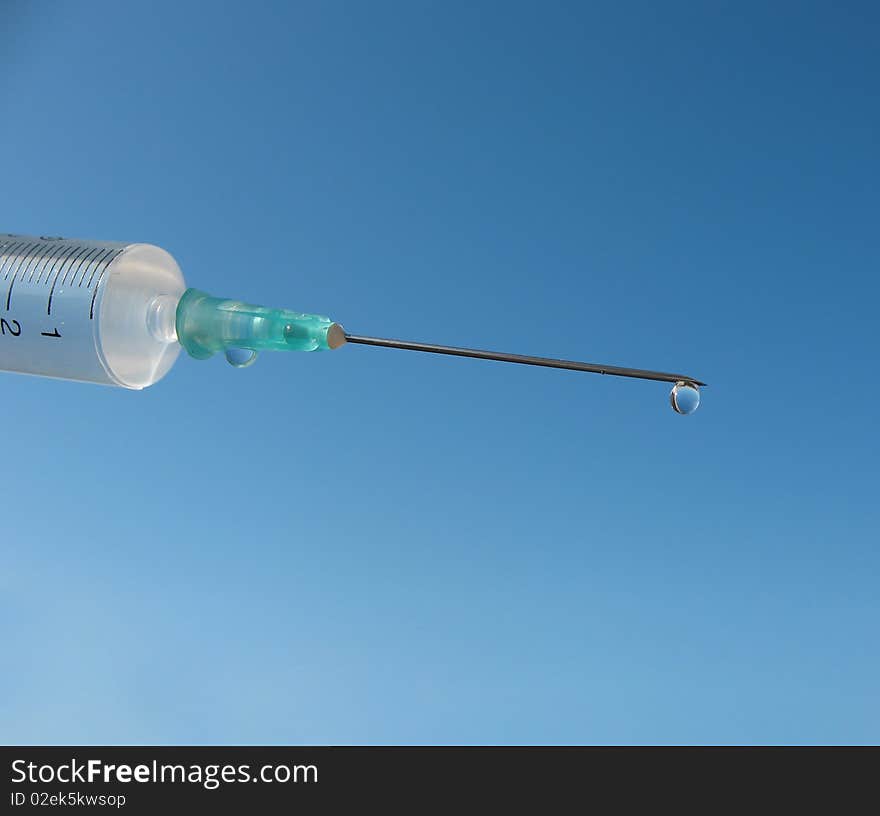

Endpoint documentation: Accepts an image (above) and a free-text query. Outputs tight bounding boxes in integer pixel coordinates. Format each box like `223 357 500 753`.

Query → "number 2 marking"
0 318 21 336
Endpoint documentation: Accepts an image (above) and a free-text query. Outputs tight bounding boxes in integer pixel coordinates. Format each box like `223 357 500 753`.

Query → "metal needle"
343 334 706 386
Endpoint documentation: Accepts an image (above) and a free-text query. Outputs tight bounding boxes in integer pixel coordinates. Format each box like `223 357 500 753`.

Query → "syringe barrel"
0 235 186 389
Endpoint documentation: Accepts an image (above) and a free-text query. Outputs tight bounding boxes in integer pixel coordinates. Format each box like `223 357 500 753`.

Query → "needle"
343 334 706 386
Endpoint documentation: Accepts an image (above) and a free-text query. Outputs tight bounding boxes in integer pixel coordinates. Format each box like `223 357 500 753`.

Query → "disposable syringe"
0 234 705 413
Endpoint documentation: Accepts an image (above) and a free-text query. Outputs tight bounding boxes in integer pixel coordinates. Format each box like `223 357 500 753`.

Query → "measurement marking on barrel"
76 248 110 287
89 268 109 319
0 242 32 280
43 244 80 308
5 243 40 310
31 243 67 284
7 245 46 310
20 247 45 287
2 242 38 279
2 243 39 315
47 245 90 315
86 250 120 289
61 246 100 287
79 249 113 289
0 240 122 323
0 243 26 291
0 318 21 336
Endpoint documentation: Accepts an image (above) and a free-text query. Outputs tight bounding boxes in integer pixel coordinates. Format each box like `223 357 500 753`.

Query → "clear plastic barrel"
0 234 186 389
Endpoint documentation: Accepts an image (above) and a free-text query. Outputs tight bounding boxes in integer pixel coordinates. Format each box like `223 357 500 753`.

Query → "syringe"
0 234 705 413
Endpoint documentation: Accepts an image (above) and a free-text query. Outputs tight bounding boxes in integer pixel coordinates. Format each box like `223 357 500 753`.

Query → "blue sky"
1 1 877 744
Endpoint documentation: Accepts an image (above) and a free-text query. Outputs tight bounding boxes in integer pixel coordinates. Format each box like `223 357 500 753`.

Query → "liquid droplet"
224 348 258 368
670 382 700 415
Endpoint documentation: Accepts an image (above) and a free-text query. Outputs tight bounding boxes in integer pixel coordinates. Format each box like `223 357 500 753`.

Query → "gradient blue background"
1 1 877 744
